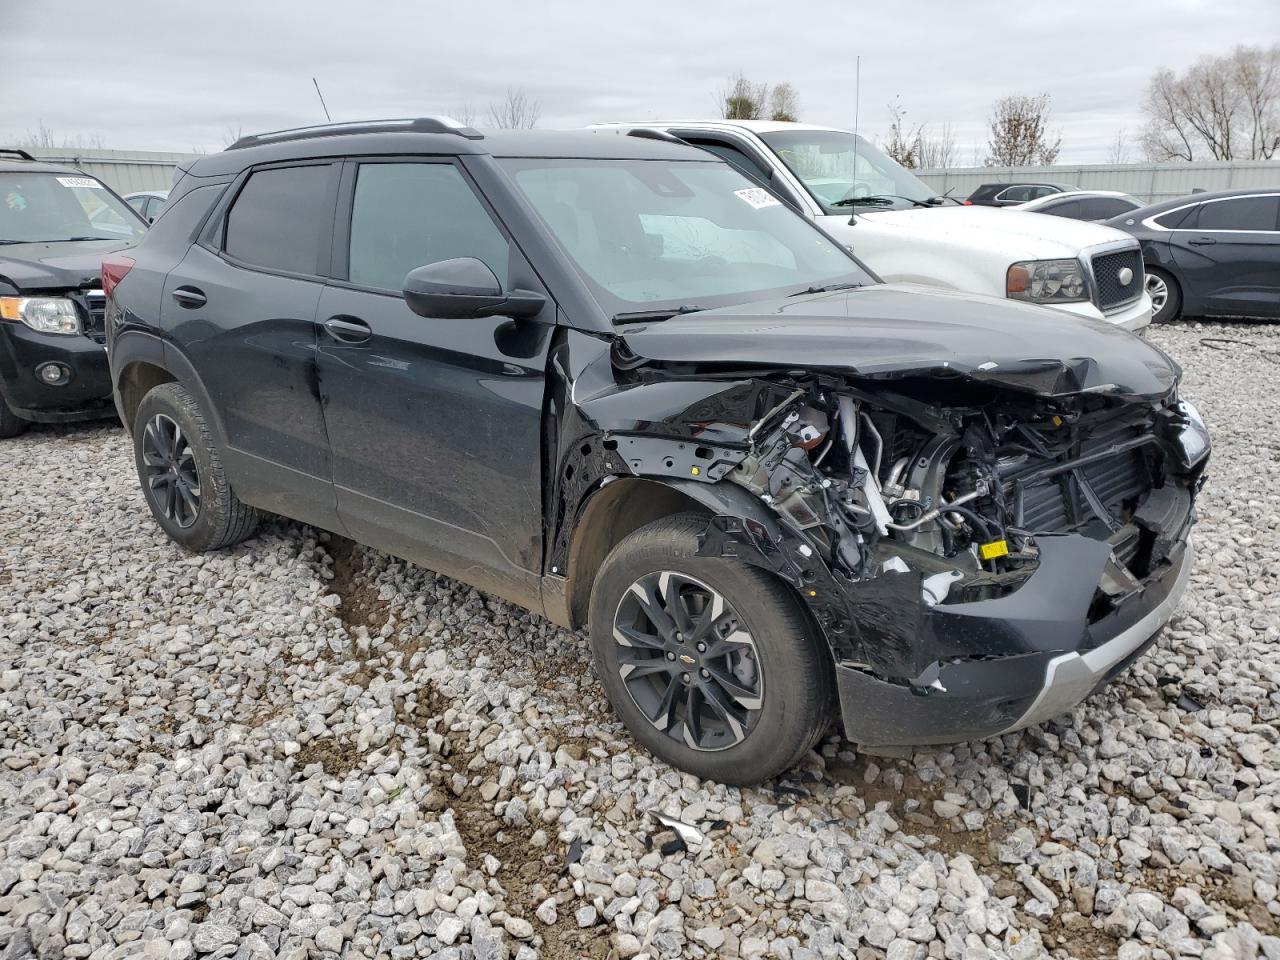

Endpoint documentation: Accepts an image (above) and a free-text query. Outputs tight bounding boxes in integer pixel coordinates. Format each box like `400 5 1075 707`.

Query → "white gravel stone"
1 324 1278 960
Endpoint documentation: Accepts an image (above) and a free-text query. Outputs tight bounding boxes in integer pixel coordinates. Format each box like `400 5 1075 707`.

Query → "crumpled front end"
551 327 1209 747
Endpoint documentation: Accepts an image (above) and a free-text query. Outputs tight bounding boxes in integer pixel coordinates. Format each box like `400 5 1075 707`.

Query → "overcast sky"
4 0 1276 164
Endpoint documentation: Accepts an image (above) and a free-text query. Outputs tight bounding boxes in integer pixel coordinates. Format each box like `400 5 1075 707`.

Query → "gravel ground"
1 321 1278 960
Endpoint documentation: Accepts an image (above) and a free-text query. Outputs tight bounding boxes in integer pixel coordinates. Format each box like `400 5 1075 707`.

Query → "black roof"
0 155 83 176
975 181 1077 190
184 122 711 179
1126 185 1280 217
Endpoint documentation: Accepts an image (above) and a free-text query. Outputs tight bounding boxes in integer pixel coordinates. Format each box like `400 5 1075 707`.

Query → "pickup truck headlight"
1174 399 1211 467
0 297 81 335
1006 259 1088 304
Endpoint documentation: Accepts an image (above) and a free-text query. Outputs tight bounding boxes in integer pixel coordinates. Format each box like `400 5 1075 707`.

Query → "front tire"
588 513 834 785
1146 267 1182 323
0 399 27 439
133 382 260 551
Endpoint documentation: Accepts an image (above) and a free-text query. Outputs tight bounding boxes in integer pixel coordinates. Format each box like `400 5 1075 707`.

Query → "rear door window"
223 164 335 275
1196 195 1280 231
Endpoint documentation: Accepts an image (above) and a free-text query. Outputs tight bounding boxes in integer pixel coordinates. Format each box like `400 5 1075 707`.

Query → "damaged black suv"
106 119 1209 784
0 150 147 436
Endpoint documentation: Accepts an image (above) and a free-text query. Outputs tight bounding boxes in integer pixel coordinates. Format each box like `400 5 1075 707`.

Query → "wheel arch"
559 475 791 631
111 333 229 445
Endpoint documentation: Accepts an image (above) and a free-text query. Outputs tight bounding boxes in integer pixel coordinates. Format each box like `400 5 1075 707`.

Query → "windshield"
500 158 873 320
0 172 146 244
758 130 938 213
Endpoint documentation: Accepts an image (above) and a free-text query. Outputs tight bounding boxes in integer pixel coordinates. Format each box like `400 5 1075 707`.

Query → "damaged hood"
619 283 1178 398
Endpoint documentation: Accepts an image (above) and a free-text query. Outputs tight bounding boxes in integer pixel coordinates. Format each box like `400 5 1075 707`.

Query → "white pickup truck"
591 120 1151 332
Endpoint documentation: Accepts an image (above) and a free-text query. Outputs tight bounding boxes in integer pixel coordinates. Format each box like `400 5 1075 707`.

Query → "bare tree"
882 98 920 168
985 93 1062 166
918 124 957 170
769 82 801 122
1231 45 1280 159
1141 45 1280 160
1106 129 1131 164
16 122 105 150
883 99 955 169
718 72 769 120
488 88 540 129
450 103 478 127
221 126 245 148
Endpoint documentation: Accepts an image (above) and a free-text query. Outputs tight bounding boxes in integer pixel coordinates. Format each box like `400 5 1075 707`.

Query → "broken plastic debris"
650 812 706 850
1176 692 1204 712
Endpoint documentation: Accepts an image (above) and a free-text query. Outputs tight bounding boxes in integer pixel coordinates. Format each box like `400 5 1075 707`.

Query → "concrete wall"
20 148 202 194
915 160 1280 204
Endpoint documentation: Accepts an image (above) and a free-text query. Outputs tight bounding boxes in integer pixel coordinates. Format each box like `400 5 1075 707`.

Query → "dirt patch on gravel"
324 535 392 637
293 734 365 778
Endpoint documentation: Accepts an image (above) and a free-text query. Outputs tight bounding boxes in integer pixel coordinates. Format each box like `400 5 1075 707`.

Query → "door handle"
171 286 207 308
323 316 372 343
1188 237 1217 246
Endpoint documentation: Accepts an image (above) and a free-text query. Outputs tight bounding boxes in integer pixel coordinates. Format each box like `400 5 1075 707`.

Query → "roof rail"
227 117 483 151
0 148 36 162
625 128 688 146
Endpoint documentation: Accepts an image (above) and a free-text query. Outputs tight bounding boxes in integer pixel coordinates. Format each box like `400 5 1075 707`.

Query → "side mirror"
403 258 545 320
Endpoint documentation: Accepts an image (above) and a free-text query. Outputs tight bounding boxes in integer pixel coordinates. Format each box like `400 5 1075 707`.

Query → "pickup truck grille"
1090 249 1144 313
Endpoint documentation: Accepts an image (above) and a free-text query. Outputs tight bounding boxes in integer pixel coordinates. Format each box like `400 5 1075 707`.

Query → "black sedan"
1108 187 1280 323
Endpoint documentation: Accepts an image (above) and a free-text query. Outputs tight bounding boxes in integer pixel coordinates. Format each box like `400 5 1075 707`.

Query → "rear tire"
133 382 260 551
588 512 834 785
0 399 27 439
1146 267 1182 323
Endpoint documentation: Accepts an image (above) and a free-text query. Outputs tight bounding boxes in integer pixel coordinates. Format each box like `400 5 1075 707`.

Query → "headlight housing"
1006 259 1088 304
0 297 81 335
1174 399 1211 467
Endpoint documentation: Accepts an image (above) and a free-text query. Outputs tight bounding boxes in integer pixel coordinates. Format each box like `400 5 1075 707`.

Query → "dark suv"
106 118 1208 784
0 149 147 436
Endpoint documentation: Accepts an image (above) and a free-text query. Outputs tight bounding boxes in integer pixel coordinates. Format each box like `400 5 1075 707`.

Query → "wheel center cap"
677 650 697 666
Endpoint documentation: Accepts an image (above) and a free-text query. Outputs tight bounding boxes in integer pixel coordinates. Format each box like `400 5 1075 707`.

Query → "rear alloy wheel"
589 513 834 785
612 570 764 751
1146 268 1182 323
133 382 260 551
141 414 201 528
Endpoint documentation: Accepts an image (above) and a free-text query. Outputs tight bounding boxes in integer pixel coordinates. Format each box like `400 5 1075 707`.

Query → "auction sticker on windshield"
56 176 102 189
734 187 781 209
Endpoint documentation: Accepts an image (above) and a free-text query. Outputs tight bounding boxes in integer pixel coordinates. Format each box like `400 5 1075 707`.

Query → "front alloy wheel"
142 413 201 528
612 570 763 751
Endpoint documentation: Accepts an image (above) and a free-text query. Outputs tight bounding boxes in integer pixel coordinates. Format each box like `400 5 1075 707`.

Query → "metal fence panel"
915 161 1280 204
19 148 203 194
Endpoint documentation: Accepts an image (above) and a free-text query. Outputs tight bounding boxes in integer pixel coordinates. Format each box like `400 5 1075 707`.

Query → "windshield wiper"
612 304 706 324
834 194 933 209
788 281 866 297
5 236 121 244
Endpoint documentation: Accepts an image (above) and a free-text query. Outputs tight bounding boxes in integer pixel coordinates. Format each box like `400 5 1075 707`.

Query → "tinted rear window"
1084 197 1138 220
224 164 333 274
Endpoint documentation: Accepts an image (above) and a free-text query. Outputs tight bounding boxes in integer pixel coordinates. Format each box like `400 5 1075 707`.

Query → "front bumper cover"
0 322 113 422
836 533 1193 747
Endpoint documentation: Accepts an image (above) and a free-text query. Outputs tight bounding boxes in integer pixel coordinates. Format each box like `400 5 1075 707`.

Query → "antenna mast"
312 78 332 123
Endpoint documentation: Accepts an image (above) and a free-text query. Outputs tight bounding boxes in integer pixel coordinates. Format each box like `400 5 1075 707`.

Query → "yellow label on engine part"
979 539 1010 560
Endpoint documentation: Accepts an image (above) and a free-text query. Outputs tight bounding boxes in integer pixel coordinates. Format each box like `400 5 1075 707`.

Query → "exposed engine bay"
563 350 1207 689
724 374 1194 601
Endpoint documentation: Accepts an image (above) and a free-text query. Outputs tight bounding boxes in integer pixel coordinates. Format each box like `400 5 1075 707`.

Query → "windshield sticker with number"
56 176 102 189
734 187 781 210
